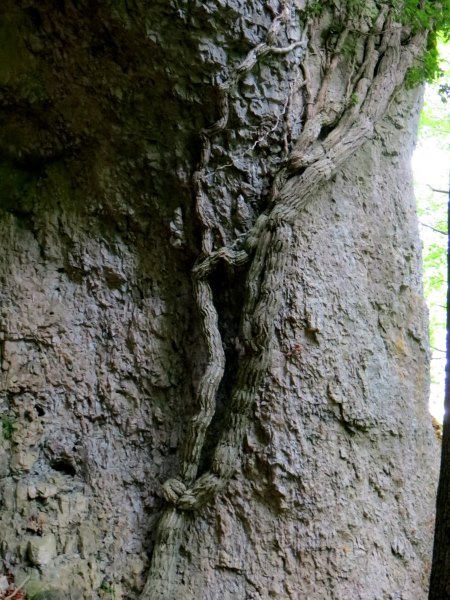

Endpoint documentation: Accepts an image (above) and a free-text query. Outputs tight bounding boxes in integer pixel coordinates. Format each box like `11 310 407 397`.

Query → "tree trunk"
429 188 450 599
0 1 438 599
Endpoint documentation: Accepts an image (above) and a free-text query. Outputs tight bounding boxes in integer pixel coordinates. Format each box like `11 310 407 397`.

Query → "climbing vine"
140 1 444 597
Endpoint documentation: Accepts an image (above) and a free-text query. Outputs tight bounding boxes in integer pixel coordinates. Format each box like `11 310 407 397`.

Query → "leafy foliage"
304 0 450 85
398 0 450 84
396 0 450 33
406 32 444 87
415 38 449 418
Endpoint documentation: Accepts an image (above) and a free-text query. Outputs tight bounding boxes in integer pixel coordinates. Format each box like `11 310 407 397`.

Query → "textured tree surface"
0 1 439 599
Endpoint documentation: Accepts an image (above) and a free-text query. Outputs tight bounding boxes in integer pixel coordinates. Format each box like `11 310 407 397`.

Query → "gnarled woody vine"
141 1 428 597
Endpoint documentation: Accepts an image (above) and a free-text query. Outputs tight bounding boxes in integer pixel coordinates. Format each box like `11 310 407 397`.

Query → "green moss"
303 1 323 17
350 92 359 106
32 591 64 600
100 580 113 593
2 416 15 440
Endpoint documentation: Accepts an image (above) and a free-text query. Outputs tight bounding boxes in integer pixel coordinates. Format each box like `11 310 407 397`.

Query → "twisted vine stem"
141 3 427 597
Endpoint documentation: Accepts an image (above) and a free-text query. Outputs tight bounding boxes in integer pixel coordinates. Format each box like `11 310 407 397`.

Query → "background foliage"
415 40 450 422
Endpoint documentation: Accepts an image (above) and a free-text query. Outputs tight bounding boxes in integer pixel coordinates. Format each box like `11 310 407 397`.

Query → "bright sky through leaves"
413 41 450 423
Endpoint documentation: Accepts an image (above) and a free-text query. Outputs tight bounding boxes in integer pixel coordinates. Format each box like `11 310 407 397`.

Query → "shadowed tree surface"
429 184 450 600
0 1 440 599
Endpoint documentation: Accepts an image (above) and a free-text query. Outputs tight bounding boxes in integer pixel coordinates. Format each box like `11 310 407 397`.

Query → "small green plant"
99 580 113 594
305 0 323 18
2 416 15 440
350 92 359 106
346 0 377 19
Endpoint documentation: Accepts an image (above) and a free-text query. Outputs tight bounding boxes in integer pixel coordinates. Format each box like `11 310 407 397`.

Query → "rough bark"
0 1 439 599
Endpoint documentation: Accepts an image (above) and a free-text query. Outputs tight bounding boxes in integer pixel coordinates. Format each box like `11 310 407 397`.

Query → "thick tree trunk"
0 1 438 599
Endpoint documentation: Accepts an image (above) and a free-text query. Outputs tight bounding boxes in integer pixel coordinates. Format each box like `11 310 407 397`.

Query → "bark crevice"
141 2 429 598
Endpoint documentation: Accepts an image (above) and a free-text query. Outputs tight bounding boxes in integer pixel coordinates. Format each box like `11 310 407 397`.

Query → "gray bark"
0 1 438 599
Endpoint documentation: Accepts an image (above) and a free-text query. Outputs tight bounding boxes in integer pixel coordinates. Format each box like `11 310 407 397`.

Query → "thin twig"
419 221 447 235
4 576 30 600
427 185 450 195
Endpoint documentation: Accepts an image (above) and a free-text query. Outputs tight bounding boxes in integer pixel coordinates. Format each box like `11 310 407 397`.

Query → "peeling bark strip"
141 3 428 598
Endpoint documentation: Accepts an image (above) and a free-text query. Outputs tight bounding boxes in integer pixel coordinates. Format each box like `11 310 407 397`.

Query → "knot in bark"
161 478 207 511
161 478 187 505
267 206 289 229
177 490 201 511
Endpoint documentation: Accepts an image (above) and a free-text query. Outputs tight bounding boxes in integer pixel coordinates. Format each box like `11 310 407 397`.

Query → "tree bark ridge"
140 5 429 596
